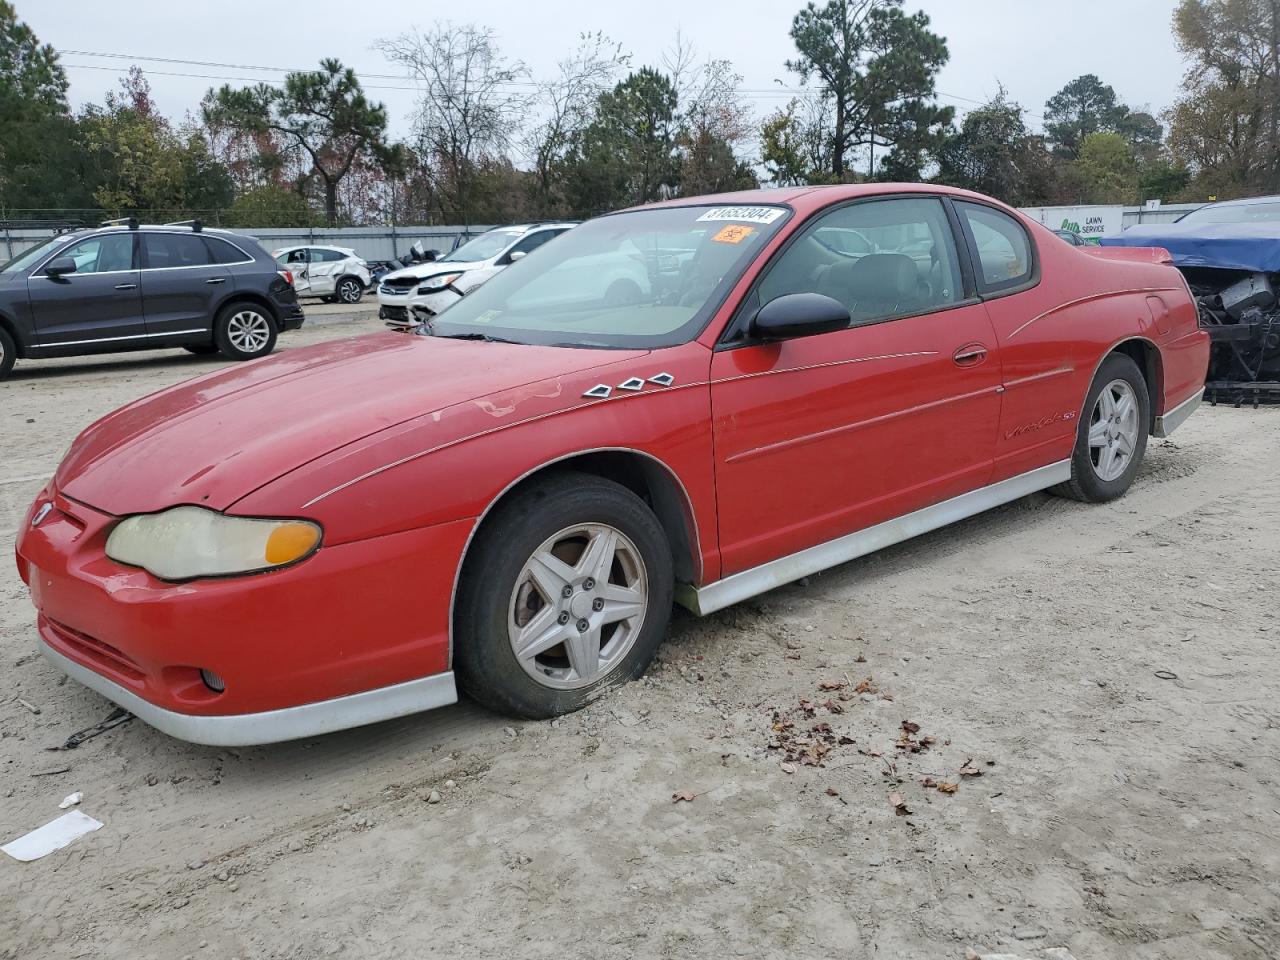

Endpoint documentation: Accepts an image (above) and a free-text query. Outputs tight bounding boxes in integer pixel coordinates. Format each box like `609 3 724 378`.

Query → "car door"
139 232 231 338
306 248 342 296
26 232 145 348
709 195 1004 577
954 201 1080 483
278 248 313 297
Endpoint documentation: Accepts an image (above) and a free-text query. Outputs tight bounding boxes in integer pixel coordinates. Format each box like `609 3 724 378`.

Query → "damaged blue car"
1102 196 1280 400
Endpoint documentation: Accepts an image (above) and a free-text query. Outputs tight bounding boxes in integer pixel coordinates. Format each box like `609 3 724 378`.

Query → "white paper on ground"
2 811 103 862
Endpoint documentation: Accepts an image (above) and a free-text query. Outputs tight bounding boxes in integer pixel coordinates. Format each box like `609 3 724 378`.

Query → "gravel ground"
1 308 1277 960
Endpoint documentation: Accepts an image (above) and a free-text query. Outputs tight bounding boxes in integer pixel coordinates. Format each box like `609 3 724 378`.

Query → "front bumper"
378 288 461 328
40 640 457 746
17 490 472 744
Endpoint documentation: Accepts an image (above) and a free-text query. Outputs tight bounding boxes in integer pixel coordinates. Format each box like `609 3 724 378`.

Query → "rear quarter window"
205 237 253 264
957 202 1036 294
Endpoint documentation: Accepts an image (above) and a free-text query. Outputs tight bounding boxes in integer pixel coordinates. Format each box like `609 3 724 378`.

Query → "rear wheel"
455 473 673 719
0 326 15 381
213 302 277 361
336 276 364 304
1052 353 1150 503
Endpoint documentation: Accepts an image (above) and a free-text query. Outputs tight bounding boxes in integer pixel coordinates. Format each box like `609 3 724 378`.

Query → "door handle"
114 283 137 290
205 277 227 285
953 343 989 366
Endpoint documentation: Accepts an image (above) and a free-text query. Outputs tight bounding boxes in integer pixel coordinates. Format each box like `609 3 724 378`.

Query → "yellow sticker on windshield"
712 224 755 245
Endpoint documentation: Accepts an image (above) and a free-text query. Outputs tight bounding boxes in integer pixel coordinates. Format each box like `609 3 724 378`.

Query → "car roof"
634 183 1017 217
487 222 578 234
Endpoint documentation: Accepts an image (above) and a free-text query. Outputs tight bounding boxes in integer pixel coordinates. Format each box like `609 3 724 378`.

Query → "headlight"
417 272 463 294
105 506 322 581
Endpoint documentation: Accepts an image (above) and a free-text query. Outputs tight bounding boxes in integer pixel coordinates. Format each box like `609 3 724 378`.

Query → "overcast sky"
20 0 1186 147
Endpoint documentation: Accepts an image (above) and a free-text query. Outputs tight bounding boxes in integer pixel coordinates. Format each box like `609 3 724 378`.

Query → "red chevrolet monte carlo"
15 185 1209 745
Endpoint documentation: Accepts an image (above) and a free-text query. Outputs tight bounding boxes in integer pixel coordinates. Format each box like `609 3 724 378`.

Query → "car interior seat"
817 252 919 322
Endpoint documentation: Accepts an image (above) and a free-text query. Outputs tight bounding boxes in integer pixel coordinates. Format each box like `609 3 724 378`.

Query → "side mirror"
508 250 527 262
45 257 78 278
751 293 850 340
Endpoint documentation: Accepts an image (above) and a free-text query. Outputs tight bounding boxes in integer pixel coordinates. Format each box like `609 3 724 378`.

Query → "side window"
756 197 963 327
142 233 213 269
53 234 135 274
204 237 250 264
509 231 555 258
958 202 1034 292
311 248 344 262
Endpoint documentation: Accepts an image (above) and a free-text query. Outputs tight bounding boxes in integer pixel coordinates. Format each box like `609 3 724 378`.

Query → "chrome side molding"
1153 387 1203 438
676 460 1072 616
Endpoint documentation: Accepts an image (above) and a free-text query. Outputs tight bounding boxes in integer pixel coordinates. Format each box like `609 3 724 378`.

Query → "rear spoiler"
1082 245 1175 266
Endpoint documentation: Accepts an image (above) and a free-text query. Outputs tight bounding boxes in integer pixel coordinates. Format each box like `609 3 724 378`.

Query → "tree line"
0 0 1276 229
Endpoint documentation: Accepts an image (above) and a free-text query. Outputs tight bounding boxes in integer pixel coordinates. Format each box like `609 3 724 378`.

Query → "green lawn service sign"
1021 205 1124 245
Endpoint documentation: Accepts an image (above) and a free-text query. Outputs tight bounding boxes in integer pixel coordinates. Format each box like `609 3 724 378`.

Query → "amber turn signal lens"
264 522 321 565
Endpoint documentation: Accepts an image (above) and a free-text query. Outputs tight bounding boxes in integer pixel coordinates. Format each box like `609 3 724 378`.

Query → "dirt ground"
1 305 1278 960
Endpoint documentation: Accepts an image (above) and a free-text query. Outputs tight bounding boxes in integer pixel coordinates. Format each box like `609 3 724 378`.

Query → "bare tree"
382 23 529 221
662 35 756 194
524 32 630 215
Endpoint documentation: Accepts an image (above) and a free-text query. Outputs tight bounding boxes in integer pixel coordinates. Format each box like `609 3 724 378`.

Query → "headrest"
830 253 917 303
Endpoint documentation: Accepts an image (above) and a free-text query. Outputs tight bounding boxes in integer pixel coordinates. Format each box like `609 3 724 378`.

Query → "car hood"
1102 221 1280 272
382 259 485 282
56 332 648 516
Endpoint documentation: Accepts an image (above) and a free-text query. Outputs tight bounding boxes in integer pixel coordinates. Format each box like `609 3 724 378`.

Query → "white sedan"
272 246 372 304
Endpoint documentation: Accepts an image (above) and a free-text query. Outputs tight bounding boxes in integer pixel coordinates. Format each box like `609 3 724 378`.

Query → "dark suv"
0 221 304 380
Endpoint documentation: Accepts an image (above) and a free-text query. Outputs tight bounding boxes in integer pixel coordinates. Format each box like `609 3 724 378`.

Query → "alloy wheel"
1089 378 1141 481
227 311 271 353
507 523 648 690
339 279 361 303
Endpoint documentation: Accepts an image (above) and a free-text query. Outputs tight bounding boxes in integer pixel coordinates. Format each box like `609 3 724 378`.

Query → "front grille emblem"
31 503 53 527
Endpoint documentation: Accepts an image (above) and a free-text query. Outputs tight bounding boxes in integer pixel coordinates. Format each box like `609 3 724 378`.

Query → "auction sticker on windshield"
696 206 785 224
711 224 755 244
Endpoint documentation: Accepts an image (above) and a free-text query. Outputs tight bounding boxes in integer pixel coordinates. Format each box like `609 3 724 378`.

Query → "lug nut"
592 598 604 611
561 585 573 599
557 612 570 625
583 577 595 590
576 619 589 632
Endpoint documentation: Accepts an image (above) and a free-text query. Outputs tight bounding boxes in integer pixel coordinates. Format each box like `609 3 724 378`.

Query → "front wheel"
454 473 674 719
213 302 277 361
1052 352 1150 503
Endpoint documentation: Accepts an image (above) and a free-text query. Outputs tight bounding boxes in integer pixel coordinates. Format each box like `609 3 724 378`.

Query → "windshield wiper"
431 331 520 344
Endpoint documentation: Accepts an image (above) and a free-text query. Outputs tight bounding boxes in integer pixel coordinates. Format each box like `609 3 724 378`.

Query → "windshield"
426 204 789 348
1179 200 1280 225
0 235 73 276
440 230 523 263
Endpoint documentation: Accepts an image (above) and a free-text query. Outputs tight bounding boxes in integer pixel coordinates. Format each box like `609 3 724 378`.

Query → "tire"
183 343 219 356
455 472 674 719
213 302 277 361
0 325 15 381
605 279 642 306
335 276 364 305
1051 352 1150 503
